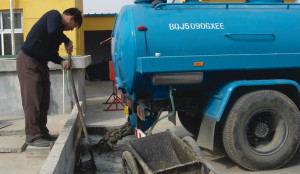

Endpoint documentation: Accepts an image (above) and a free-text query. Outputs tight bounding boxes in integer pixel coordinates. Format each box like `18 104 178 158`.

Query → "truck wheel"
178 111 202 136
122 151 139 174
223 90 300 170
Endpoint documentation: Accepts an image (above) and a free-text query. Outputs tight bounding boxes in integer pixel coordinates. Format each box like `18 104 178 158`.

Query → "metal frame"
103 80 124 111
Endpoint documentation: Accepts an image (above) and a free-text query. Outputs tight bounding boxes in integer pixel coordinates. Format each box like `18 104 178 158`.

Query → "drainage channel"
75 123 133 174
38 104 134 174
75 134 135 174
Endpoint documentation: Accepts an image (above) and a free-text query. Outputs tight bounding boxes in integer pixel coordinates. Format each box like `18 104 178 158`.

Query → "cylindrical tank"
112 2 300 96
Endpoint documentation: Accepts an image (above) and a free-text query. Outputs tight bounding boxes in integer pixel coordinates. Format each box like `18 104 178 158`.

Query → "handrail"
154 2 299 10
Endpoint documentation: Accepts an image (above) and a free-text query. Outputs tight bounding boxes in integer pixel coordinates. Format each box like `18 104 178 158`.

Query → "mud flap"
196 116 216 151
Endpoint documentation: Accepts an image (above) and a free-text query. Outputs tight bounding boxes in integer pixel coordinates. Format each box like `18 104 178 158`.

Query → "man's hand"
61 60 71 70
65 42 73 54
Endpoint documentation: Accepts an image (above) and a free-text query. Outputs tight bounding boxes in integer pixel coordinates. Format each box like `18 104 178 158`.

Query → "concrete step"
26 142 55 158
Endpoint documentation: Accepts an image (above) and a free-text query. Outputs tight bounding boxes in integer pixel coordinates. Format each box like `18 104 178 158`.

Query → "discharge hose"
147 87 175 136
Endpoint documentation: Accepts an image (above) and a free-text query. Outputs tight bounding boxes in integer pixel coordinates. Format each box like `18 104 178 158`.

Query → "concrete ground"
0 115 68 174
1 80 300 174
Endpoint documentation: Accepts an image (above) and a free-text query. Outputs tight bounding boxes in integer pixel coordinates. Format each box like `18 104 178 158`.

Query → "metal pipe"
10 0 15 55
152 72 203 86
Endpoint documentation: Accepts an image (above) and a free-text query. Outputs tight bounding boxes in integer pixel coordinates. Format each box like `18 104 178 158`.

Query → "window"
0 11 23 55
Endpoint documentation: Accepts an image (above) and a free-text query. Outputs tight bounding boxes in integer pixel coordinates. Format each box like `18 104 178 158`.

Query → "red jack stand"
103 80 124 111
103 61 124 111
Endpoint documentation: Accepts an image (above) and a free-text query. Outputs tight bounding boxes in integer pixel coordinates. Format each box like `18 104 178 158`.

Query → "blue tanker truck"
111 0 300 171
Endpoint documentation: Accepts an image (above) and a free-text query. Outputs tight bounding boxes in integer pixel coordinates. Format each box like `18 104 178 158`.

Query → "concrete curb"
39 107 80 174
0 55 91 116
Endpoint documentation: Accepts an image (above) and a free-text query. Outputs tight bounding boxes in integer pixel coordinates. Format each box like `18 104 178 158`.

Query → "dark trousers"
16 51 50 142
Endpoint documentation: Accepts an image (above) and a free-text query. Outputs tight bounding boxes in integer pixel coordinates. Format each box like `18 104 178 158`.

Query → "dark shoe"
26 138 51 147
42 133 58 141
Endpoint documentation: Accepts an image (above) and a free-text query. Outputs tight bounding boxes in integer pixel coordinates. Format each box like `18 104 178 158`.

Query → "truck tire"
178 111 202 136
122 151 139 174
223 90 300 171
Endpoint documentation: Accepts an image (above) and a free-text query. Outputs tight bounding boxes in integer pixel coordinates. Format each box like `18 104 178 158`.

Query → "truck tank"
112 0 300 96
112 0 300 171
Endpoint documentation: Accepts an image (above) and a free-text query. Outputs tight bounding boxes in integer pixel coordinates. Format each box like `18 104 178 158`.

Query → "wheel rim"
245 109 288 155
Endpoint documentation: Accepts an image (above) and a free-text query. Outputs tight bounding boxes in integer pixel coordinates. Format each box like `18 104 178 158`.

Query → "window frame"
0 10 23 56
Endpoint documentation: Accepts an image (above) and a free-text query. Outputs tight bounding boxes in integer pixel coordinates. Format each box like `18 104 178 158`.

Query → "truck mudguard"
204 79 300 121
197 79 300 151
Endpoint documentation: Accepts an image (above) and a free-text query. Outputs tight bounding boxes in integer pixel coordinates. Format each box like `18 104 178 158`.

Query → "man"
16 8 83 147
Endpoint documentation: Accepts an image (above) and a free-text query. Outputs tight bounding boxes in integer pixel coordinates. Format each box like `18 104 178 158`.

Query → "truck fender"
197 79 300 150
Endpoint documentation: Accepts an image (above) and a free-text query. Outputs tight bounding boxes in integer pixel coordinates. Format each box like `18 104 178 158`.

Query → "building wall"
0 0 84 56
83 16 116 31
82 15 116 80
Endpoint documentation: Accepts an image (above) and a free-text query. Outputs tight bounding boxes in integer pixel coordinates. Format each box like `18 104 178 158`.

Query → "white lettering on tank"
168 22 225 30
201 23 205 29
169 23 174 30
175 23 180 30
205 23 211 29
220 23 225 29
215 23 220 29
185 23 190 29
179 23 185 30
190 23 196 29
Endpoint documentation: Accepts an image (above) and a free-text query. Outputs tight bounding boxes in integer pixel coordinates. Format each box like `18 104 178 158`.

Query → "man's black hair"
63 8 83 28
